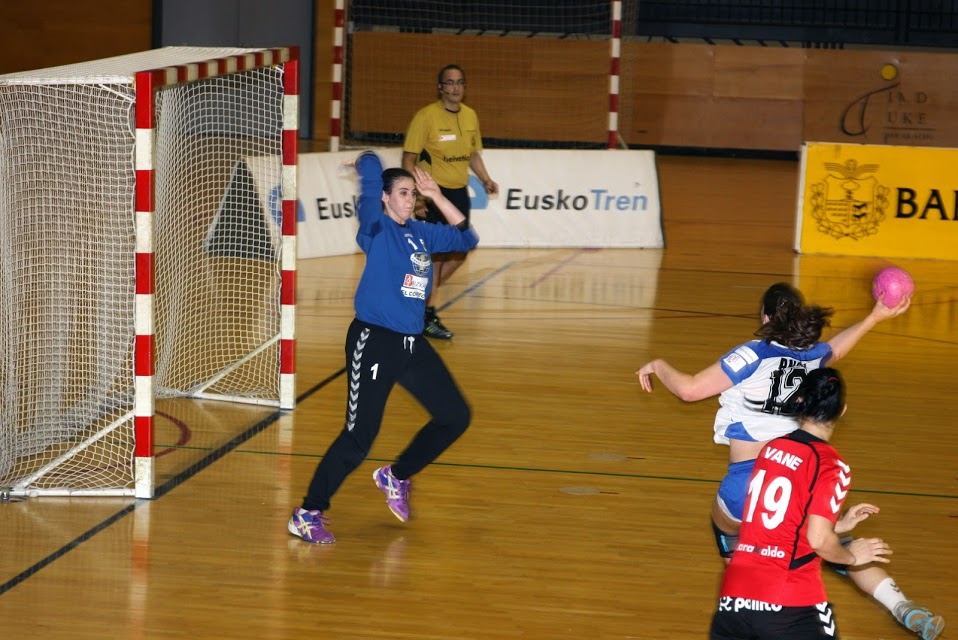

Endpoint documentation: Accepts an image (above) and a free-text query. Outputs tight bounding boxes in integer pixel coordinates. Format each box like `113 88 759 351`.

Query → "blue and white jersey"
713 340 832 445
352 153 479 335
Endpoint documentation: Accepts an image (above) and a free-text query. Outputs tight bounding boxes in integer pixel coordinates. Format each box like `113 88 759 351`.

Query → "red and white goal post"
0 47 299 499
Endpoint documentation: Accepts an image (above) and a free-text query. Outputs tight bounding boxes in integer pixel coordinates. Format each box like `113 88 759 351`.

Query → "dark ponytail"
784 367 846 424
755 282 835 350
760 282 803 317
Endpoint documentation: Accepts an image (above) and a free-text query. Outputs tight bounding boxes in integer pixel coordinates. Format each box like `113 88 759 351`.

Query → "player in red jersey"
710 368 892 639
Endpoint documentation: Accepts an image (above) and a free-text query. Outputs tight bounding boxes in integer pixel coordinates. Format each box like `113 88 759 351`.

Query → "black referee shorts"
423 184 471 224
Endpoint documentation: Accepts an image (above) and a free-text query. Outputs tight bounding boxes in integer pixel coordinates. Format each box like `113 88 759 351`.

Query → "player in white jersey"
637 283 942 640
637 283 908 535
713 339 831 447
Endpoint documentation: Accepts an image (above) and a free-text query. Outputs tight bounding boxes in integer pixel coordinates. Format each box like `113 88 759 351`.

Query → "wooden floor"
1 155 956 639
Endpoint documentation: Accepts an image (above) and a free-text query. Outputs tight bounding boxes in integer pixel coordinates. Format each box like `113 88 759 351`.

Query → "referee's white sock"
873 577 908 616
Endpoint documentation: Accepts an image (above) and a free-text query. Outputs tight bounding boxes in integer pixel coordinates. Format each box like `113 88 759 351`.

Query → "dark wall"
348 0 958 47
156 0 315 137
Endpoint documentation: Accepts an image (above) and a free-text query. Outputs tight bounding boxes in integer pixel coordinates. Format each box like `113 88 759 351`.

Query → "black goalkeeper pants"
301 318 471 512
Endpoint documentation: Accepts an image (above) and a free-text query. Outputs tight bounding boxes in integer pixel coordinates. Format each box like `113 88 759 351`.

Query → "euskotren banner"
293 148 663 258
796 142 958 261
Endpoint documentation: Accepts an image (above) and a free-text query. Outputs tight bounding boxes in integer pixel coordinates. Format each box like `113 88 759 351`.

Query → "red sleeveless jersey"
719 430 851 606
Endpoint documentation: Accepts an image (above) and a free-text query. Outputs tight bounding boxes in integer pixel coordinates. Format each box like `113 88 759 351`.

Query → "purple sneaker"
373 465 412 522
288 508 336 544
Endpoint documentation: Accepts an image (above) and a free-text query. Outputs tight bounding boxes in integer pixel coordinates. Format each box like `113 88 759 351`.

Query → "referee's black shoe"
423 315 453 340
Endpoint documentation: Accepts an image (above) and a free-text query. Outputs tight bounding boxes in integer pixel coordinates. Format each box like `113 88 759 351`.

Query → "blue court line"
437 261 515 311
0 367 348 597
0 265 515 597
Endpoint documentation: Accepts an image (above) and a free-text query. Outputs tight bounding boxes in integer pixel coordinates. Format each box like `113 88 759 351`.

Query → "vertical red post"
609 0 622 149
280 48 300 410
330 0 345 151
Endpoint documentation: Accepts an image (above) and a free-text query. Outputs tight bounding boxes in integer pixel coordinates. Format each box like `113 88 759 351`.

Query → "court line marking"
5 257 953 594
0 370 347 597
0 262 516 596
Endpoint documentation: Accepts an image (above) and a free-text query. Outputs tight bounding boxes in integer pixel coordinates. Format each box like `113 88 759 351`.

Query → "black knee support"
711 519 738 559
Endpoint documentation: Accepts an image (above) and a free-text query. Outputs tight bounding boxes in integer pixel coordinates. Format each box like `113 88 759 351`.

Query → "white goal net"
0 47 298 498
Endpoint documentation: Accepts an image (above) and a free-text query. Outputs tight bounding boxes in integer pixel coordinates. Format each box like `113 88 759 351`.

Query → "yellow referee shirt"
403 101 483 189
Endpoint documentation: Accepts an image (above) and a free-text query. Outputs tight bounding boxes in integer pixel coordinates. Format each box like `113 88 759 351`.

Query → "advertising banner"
796 142 958 261
294 149 663 258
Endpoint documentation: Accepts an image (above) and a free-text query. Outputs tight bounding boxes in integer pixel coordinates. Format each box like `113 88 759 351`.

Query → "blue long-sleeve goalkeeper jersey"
352 153 479 335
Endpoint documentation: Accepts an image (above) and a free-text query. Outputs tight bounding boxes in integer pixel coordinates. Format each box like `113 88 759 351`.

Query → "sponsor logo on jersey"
723 346 758 373
736 543 787 559
718 596 783 613
409 252 430 276
402 274 427 300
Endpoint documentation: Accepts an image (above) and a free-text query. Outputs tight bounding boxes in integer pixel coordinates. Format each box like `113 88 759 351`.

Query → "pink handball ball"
871 266 914 307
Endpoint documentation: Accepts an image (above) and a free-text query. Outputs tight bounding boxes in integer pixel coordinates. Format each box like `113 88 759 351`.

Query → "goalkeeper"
288 151 479 544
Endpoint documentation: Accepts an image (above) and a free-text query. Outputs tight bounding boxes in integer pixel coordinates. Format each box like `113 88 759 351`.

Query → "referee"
402 64 497 339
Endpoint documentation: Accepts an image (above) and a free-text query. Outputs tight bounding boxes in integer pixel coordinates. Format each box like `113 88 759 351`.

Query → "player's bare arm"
636 359 732 401
828 296 911 362
469 152 498 195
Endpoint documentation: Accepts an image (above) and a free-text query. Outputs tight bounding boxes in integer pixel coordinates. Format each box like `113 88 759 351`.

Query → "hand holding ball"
872 266 914 308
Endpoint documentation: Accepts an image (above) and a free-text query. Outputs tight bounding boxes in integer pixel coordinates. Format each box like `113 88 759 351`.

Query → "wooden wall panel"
347 32 608 145
0 1 152 74
344 36 811 150
624 42 717 97
620 43 805 150
803 48 958 148
341 34 958 152
712 46 805 100
6 6 958 153
624 95 804 150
